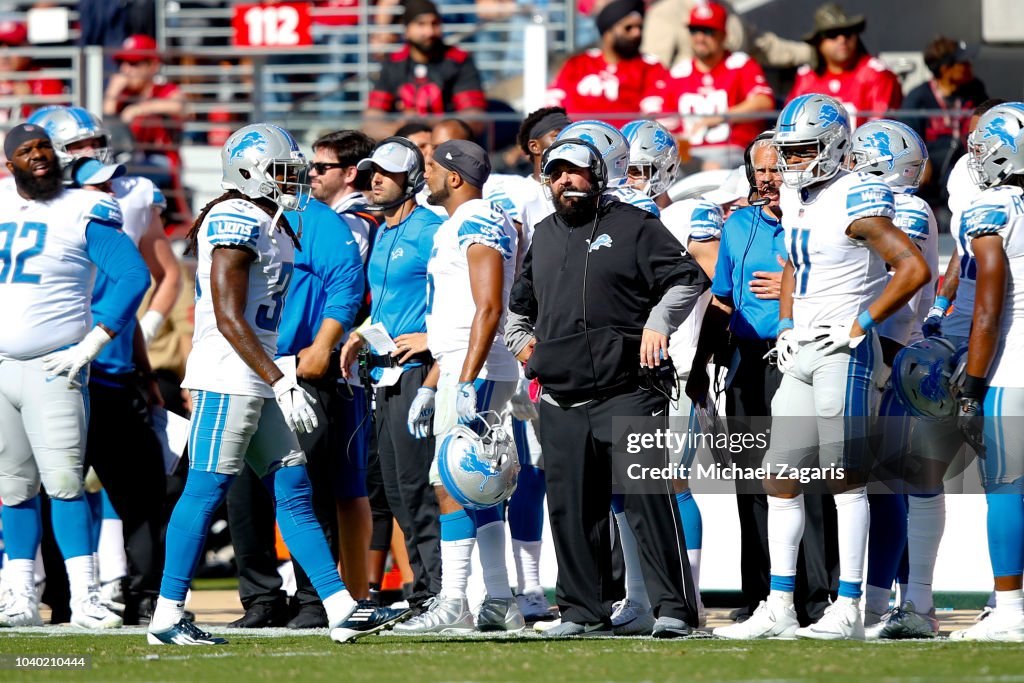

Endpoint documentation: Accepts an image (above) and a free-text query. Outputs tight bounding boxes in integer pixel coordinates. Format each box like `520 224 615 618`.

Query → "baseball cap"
688 2 728 33
356 140 421 174
114 34 159 63
0 20 27 47
433 140 491 189
73 158 126 186
703 166 749 206
542 141 599 175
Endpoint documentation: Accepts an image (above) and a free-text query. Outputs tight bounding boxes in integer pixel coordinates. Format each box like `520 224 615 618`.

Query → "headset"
540 137 608 198
366 136 426 211
743 130 776 207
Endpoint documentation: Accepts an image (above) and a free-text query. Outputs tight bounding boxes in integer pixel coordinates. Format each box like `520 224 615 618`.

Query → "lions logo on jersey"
982 116 1021 154
228 131 268 161
862 131 910 170
587 234 613 252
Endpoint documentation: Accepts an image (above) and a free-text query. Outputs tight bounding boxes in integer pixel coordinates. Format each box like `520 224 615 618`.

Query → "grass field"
2 630 1023 683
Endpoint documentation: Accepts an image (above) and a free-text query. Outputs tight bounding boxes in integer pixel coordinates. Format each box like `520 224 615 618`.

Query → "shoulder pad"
86 195 124 228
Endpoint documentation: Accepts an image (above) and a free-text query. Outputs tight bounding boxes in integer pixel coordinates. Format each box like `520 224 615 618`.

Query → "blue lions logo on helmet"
229 131 267 161
982 116 1020 154
815 103 844 129
863 131 909 170
459 449 496 492
652 127 673 151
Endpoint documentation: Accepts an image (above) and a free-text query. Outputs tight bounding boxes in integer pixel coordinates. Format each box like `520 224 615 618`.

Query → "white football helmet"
221 123 310 211
621 119 680 197
891 337 960 419
850 119 928 192
555 120 631 189
27 105 111 165
773 94 851 189
967 102 1024 189
436 416 519 510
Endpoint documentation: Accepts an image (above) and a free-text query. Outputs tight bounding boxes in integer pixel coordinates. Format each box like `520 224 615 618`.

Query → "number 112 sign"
232 3 313 48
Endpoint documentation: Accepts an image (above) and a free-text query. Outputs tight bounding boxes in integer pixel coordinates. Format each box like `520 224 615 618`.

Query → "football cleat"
515 588 555 623
611 599 656 636
0 591 42 627
148 619 228 645
651 615 691 639
100 577 127 614
866 601 938 640
795 599 864 640
475 596 526 632
392 596 475 635
540 620 612 638
533 617 561 632
71 590 123 629
950 608 1024 642
330 599 412 643
713 599 798 639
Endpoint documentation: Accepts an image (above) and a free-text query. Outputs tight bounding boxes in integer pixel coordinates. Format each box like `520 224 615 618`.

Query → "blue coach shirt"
278 198 364 357
711 206 787 341
366 206 441 371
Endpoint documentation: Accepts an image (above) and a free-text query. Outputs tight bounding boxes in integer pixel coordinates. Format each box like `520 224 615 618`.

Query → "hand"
775 329 799 374
41 327 112 388
407 387 436 438
392 333 428 364
509 377 539 421
139 310 165 346
144 374 165 408
750 256 786 300
516 337 536 363
120 103 142 124
339 333 364 380
685 365 711 403
640 328 669 368
273 377 319 434
811 319 866 355
456 382 478 424
297 343 331 380
957 397 985 456
921 304 946 338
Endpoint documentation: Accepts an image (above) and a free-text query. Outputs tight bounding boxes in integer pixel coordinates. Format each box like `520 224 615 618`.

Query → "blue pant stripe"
209 394 229 473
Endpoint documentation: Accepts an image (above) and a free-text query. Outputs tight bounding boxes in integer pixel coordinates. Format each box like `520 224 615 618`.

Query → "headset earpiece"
541 138 608 195
380 135 426 197
744 130 776 205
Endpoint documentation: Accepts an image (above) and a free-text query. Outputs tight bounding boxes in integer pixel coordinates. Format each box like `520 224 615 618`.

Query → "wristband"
960 374 988 401
856 310 877 333
777 317 794 336
933 296 951 313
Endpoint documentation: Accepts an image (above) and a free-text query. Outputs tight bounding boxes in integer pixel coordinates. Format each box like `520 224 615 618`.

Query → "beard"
13 162 63 201
612 34 642 60
408 37 443 60
426 182 449 206
553 186 598 226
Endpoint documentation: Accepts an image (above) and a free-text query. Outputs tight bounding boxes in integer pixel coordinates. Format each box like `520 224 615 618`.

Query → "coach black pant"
374 365 441 607
539 386 698 627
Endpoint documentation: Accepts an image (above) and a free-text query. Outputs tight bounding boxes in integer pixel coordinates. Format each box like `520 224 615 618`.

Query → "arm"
102 73 128 116
965 235 1007 380
210 246 284 387
938 249 960 302
137 208 182 342
686 237 719 280
86 222 152 336
460 244 506 383
779 257 795 323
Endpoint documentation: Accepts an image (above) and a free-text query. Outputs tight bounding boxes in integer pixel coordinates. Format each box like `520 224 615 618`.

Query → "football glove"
41 326 112 388
957 375 987 456
921 296 949 339
456 382 478 424
509 377 539 422
775 329 799 374
407 387 436 439
811 319 867 355
273 377 318 434
139 310 165 346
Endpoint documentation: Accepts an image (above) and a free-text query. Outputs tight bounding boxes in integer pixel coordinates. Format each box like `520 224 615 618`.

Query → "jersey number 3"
256 262 294 332
0 222 47 284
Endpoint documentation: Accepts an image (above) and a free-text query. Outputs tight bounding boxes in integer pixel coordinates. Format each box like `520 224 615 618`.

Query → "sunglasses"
311 161 345 174
688 25 718 35
821 27 858 40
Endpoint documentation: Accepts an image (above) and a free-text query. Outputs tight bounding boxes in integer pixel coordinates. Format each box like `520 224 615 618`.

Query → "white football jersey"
112 175 166 247
484 173 538 225
943 155 985 338
878 192 939 346
426 198 519 382
962 185 1024 387
660 198 723 371
0 189 123 359
183 198 294 398
602 186 661 217
780 171 895 333
518 177 551 265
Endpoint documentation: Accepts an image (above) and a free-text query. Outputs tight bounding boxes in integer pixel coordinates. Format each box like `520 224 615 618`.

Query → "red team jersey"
647 51 772 149
787 54 902 127
546 49 668 127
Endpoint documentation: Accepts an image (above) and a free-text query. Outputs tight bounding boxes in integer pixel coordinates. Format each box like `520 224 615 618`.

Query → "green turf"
1 632 1022 683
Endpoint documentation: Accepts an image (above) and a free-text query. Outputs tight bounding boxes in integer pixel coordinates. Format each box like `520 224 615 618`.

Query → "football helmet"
436 416 519 510
555 120 631 189
967 102 1024 189
773 94 851 189
621 119 680 197
27 105 111 165
221 123 310 211
850 119 928 192
891 337 960 419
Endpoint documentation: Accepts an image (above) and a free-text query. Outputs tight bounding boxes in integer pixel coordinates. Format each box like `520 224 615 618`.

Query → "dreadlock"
185 190 301 256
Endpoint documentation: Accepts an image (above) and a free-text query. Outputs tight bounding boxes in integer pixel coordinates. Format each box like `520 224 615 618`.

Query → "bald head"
431 118 473 147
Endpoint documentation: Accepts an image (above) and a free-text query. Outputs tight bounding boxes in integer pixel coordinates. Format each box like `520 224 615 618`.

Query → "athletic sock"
323 589 358 626
866 492 906 613
767 494 804 601
476 520 513 599
511 540 542 594
64 554 96 605
98 519 128 584
613 509 650 609
835 487 869 600
3 559 34 598
150 596 185 632
906 493 945 612
995 588 1024 615
439 510 476 600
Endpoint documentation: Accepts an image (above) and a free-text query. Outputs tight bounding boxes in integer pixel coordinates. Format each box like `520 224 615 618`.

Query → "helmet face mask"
967 104 1024 189
773 94 851 189
621 119 680 197
222 123 311 212
27 106 111 172
436 415 519 510
850 119 928 192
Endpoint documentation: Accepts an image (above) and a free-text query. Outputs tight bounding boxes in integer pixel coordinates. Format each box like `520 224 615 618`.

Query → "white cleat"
866 601 938 640
533 617 561 633
99 578 126 614
611 599 656 636
475 597 526 632
71 590 123 629
392 596 475 635
795 599 864 640
950 608 1024 642
713 599 799 640
0 592 42 627
515 588 555 623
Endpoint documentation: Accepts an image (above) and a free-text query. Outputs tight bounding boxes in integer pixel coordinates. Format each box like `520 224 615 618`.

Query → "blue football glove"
456 382 478 425
407 387 436 439
922 297 949 338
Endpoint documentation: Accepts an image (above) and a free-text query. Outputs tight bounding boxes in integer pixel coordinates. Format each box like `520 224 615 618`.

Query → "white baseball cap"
703 166 749 206
356 140 420 174
542 141 599 175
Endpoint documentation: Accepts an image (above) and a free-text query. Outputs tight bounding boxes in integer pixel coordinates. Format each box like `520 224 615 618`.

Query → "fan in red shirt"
546 0 668 127
786 3 902 128
643 1 773 168
0 21 66 124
